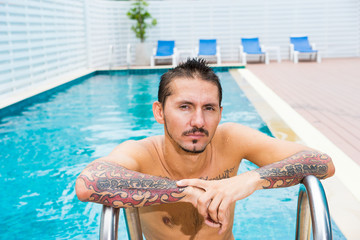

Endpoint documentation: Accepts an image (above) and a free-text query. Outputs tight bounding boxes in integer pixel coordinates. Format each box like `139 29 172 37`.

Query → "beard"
164 121 209 154
180 140 206 154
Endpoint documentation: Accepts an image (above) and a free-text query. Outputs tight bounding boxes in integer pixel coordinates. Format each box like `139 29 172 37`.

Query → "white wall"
0 0 87 101
86 0 129 68
144 0 360 62
1 0 360 106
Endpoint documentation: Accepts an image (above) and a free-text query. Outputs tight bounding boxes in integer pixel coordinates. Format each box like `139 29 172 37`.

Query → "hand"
181 185 205 207
177 171 260 234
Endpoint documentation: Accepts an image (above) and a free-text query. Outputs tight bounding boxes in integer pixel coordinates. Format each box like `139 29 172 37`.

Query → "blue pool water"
0 70 345 239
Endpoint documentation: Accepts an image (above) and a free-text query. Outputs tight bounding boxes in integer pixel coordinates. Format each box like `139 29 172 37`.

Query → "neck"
162 138 212 179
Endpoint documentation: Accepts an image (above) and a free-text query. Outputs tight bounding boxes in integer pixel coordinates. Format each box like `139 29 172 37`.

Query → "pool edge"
0 69 96 111
0 65 244 115
231 68 360 240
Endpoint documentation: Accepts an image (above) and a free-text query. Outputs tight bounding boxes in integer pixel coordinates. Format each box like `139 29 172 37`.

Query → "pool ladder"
99 175 332 240
100 207 143 240
296 175 332 240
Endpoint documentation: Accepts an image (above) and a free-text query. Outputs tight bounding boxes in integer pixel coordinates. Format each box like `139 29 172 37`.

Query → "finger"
217 200 231 234
197 197 211 218
197 191 215 217
177 179 207 189
204 215 221 228
217 198 230 223
218 218 229 235
207 194 223 223
182 186 205 207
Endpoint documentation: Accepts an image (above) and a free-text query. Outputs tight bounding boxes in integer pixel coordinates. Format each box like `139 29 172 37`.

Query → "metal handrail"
100 206 119 240
295 175 332 240
100 206 142 240
99 175 332 240
123 208 143 240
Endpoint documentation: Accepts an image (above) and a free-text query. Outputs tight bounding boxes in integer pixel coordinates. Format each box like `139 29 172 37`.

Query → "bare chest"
139 203 235 240
142 136 242 180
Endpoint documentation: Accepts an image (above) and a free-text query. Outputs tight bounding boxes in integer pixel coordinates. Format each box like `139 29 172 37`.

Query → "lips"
188 131 205 135
185 132 205 139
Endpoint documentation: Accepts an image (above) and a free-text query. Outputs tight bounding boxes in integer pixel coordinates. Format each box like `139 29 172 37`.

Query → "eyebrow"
177 101 219 108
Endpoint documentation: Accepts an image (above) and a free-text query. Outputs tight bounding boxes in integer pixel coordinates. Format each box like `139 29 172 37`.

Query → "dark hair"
158 58 222 106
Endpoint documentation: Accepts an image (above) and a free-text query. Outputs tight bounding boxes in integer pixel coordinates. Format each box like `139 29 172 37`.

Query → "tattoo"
200 166 236 180
255 151 331 189
78 162 185 208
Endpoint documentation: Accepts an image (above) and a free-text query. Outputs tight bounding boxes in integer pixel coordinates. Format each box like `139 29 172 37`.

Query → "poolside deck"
235 58 360 239
245 58 360 166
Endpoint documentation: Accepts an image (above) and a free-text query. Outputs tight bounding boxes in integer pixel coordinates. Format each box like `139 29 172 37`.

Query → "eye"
205 106 215 111
179 104 189 110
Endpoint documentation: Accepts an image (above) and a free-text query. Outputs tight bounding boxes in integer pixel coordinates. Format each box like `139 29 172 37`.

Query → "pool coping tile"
232 68 360 240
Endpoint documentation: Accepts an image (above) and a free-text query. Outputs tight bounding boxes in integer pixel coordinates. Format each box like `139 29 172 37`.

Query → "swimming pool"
0 69 345 239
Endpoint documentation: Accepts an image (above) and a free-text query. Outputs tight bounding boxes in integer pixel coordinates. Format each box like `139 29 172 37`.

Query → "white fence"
0 0 87 104
145 0 360 61
1 0 360 107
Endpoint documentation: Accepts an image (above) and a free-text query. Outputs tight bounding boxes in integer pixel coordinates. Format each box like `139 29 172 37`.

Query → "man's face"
161 77 222 153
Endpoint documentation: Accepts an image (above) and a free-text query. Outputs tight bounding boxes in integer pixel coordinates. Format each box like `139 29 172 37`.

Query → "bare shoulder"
101 135 164 172
217 122 310 167
213 122 256 160
218 122 250 131
217 122 288 147
216 122 259 139
109 136 161 155
216 122 263 149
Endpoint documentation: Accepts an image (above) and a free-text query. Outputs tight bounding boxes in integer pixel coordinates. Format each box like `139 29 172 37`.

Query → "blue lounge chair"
289 36 321 63
150 40 177 67
239 37 269 65
196 39 221 64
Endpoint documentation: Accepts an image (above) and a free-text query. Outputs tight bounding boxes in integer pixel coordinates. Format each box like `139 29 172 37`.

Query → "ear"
218 106 223 122
153 101 165 124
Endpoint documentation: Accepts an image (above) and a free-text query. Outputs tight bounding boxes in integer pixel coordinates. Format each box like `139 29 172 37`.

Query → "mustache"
182 127 209 137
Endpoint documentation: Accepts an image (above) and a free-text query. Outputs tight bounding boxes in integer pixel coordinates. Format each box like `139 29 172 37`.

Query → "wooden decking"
245 58 360 166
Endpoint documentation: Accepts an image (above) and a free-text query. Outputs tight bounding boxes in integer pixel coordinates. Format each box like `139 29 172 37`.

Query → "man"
76 58 335 240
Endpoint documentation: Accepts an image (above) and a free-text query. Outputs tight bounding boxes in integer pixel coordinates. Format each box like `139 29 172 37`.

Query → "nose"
190 109 205 128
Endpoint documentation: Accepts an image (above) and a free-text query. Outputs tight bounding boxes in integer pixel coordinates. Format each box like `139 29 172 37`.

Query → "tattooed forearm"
77 161 185 208
255 151 333 189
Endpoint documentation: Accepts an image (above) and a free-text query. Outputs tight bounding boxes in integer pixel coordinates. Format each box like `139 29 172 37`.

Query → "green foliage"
127 0 157 42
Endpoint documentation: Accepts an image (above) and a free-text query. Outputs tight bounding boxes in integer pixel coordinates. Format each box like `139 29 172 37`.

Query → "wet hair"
158 58 222 107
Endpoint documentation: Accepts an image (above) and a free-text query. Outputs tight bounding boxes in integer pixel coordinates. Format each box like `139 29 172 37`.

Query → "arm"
76 139 201 208
177 150 334 234
177 123 335 233
76 160 187 208
255 150 334 188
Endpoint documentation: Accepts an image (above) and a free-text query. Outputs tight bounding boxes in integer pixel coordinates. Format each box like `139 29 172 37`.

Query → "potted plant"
127 0 157 65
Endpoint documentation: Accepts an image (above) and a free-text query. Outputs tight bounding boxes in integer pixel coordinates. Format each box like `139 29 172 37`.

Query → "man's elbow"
323 153 335 179
75 177 91 202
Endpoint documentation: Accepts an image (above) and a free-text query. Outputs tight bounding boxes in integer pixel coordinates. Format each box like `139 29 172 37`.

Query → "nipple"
162 216 173 227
